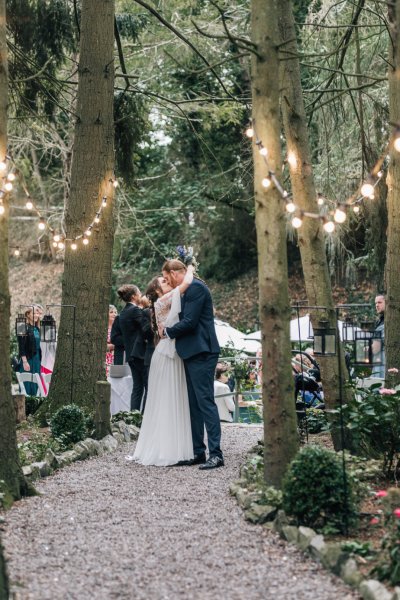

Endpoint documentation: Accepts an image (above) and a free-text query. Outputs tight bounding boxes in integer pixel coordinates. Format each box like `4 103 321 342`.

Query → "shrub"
372 488 400 585
112 410 142 428
50 404 86 448
282 445 358 533
25 395 44 417
305 408 329 434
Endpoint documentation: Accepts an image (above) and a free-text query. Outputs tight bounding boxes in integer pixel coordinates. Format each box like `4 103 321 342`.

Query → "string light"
361 178 375 198
334 207 347 224
53 234 60 243
7 172 15 182
323 220 335 233
353 205 360 214
57 241 65 250
94 213 100 224
317 194 324 206
85 227 92 236
262 177 271 188
0 160 6 172
259 146 268 157
245 127 254 138
25 199 33 210
287 151 297 168
14 247 20 257
0 201 4 215
71 242 77 251
102 196 107 207
82 235 89 246
286 201 296 213
112 179 119 188
4 181 12 192
292 216 303 229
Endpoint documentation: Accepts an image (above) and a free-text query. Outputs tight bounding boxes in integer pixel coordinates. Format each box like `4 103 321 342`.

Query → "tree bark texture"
251 0 299 488
0 0 28 503
278 0 351 450
386 0 400 383
48 0 115 413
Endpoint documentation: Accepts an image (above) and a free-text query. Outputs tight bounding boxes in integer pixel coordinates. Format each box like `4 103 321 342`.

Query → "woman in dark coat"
18 304 43 395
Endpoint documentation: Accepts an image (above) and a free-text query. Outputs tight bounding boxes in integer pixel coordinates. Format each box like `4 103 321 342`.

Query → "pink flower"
376 490 388 498
370 517 380 525
394 509 400 518
388 368 399 374
380 388 397 395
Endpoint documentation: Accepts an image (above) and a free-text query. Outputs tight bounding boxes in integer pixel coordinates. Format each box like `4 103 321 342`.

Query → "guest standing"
117 285 146 411
214 364 235 422
110 314 125 365
18 304 44 396
106 305 118 376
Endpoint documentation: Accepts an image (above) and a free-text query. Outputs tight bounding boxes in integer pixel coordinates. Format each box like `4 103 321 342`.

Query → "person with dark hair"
17 304 43 396
117 284 146 411
105 305 118 376
133 266 195 466
214 364 235 422
161 259 222 470
372 294 385 377
110 314 125 365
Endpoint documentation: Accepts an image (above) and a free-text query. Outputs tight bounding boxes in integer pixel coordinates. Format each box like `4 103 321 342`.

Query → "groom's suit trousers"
184 352 222 459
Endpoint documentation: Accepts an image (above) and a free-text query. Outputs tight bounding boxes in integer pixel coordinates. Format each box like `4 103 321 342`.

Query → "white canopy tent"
245 314 360 343
214 319 261 354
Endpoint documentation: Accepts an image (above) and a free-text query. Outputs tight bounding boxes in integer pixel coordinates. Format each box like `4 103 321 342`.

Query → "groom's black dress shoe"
199 456 224 470
172 453 207 467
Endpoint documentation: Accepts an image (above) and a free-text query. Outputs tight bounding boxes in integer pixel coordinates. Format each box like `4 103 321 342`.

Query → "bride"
133 265 195 466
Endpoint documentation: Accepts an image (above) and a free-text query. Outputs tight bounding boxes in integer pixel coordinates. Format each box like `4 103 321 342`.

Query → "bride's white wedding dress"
133 286 194 466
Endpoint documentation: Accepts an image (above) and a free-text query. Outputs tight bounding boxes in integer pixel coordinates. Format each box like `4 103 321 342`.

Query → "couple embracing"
133 259 224 470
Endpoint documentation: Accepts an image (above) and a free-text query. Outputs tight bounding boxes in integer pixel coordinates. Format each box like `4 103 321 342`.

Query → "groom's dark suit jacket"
166 279 220 359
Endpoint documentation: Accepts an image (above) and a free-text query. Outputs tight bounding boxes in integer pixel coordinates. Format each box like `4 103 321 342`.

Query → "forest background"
7 0 386 330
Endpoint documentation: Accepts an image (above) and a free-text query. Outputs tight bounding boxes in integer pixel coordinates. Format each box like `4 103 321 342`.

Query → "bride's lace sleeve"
154 291 173 330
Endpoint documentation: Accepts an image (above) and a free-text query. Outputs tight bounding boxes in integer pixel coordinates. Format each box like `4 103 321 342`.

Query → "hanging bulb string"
247 118 393 231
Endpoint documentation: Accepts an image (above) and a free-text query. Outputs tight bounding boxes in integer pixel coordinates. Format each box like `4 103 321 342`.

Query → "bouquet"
175 245 199 269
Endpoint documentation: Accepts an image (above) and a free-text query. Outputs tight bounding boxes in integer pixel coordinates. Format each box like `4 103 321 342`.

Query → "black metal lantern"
342 316 356 342
313 320 336 356
354 323 382 366
40 313 57 342
15 313 28 337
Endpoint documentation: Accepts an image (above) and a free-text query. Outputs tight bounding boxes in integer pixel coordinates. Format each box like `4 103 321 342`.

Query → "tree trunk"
0 0 30 504
47 0 115 413
386 0 400 384
251 0 299 488
278 0 351 450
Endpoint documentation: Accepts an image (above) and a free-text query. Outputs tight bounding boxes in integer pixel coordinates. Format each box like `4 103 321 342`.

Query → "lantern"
342 316 356 342
354 322 382 366
313 320 336 356
40 313 57 342
15 313 28 337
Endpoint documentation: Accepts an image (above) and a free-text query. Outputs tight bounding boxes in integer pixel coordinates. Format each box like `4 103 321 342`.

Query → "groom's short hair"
162 259 186 273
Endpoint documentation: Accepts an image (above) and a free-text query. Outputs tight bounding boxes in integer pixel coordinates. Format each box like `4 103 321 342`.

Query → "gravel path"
3 425 358 599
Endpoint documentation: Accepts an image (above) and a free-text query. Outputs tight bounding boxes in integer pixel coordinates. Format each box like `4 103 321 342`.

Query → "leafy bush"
112 410 142 428
18 433 60 466
282 445 358 533
50 404 86 448
305 408 329 434
25 395 44 417
372 488 400 585
342 383 400 474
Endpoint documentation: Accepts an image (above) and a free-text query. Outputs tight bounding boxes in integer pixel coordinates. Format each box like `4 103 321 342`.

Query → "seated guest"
214 364 235 423
106 305 118 375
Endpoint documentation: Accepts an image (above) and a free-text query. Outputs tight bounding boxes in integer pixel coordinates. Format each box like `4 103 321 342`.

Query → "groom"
162 260 224 469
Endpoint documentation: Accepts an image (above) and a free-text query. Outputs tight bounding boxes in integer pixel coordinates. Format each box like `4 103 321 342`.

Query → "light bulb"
7 172 15 182
58 241 65 249
361 181 374 198
323 220 335 233
245 127 254 138
102 197 107 207
85 229 92 236
287 151 297 168
52 241 58 248
38 219 46 230
0 161 6 172
26 200 33 210
82 236 89 245
262 177 271 188
259 147 268 157
94 214 100 224
377 170 383 178
353 205 360 214
286 202 296 213
292 216 303 229
112 180 119 188
4 182 12 191
394 136 400 152
334 208 347 223
0 203 4 215
71 242 77 251
14 248 20 257
53 234 60 242
317 195 324 206
283 191 288 198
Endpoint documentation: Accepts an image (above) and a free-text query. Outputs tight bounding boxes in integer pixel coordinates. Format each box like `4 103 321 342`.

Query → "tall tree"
278 0 352 449
47 0 115 412
0 0 29 504
251 0 298 488
385 0 400 383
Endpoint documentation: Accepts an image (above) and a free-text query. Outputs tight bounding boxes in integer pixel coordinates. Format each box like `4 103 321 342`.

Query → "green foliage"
18 432 60 466
372 488 400 585
342 540 375 559
50 404 86 448
305 408 328 434
341 383 400 474
240 449 283 509
25 395 45 418
282 445 358 533
112 410 142 428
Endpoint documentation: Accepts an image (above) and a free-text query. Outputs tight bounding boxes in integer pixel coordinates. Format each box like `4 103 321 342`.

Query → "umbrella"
214 319 260 353
245 314 360 343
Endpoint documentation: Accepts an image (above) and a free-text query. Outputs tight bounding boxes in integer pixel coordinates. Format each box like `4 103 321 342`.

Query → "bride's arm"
178 264 194 294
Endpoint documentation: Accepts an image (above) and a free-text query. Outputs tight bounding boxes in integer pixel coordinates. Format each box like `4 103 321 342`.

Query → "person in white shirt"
214 364 235 423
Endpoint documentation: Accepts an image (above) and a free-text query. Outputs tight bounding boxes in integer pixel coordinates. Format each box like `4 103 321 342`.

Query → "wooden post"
94 381 112 439
13 394 26 423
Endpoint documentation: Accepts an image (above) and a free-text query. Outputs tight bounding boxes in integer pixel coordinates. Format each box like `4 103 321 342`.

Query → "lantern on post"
40 313 57 342
342 316 356 342
354 320 382 366
15 313 28 337
313 320 336 356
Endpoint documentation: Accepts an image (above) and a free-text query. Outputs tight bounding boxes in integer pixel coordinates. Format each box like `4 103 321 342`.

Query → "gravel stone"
3 424 358 599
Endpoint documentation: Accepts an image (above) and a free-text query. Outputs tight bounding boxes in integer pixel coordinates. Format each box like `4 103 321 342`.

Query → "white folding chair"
16 372 47 397
42 372 52 388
